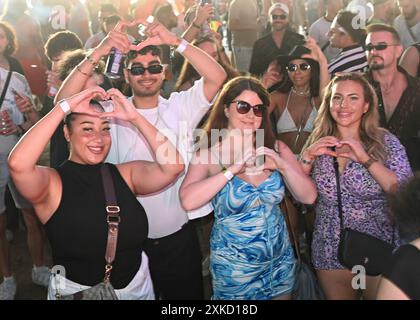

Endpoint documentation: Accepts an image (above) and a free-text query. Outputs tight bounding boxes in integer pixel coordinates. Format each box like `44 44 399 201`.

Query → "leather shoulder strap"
100 163 120 281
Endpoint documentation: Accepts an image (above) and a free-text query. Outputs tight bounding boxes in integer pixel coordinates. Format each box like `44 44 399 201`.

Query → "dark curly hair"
389 173 420 236
0 21 17 57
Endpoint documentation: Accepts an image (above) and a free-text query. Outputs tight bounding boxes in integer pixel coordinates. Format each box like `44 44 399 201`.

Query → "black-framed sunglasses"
231 100 266 117
127 64 164 75
272 14 288 20
364 43 400 52
286 63 311 72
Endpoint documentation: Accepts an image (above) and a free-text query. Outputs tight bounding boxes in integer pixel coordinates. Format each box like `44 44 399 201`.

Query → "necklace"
291 87 310 97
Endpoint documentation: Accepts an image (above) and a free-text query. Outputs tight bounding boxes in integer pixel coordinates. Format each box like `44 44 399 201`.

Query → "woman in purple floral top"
299 73 413 300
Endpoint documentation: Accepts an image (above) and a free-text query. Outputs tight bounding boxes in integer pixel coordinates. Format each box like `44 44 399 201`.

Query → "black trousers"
144 221 204 300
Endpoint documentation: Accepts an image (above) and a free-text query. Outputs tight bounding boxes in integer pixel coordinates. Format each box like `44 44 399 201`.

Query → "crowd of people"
0 0 419 300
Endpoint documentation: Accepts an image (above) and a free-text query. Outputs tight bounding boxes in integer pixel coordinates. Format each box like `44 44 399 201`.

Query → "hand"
301 37 327 63
60 86 108 115
14 92 35 115
303 136 341 160
131 21 179 51
226 148 256 175
96 20 136 56
335 139 370 163
46 70 62 90
255 146 287 172
194 4 214 25
0 111 18 136
100 88 139 122
261 68 282 89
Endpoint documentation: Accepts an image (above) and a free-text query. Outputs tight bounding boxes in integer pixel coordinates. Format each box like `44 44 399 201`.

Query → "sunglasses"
286 63 311 72
127 64 164 75
272 14 288 20
364 43 400 51
231 100 266 117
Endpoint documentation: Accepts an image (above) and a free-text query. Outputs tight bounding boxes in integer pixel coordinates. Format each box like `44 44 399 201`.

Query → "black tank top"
45 161 148 289
414 43 420 78
382 244 420 300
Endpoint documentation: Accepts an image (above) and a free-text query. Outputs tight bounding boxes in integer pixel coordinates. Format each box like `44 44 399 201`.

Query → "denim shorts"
0 153 32 213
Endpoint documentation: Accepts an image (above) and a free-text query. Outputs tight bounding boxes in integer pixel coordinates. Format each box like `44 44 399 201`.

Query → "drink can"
105 48 125 80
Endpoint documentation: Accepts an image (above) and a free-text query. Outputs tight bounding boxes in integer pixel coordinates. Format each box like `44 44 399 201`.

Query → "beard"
369 61 385 70
132 82 163 97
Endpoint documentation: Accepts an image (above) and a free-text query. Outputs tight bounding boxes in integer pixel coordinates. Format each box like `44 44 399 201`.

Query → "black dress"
45 161 148 289
382 244 420 300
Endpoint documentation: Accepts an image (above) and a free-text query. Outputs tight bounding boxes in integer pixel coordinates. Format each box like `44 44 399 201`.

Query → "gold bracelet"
76 65 91 77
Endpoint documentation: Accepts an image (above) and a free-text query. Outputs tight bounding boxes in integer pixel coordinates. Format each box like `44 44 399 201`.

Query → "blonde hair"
303 73 388 162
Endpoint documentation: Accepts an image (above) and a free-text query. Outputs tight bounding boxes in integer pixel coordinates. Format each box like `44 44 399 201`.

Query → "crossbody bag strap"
100 163 120 282
332 155 344 231
0 70 13 107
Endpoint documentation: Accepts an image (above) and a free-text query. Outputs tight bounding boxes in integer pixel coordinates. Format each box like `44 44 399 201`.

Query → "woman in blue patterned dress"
180 77 317 300
300 73 413 299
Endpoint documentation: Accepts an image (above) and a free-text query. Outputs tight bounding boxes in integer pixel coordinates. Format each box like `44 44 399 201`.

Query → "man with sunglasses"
249 3 304 77
54 19 226 300
365 23 420 171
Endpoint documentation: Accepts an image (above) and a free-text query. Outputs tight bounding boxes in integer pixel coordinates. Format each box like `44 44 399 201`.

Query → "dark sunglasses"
128 64 164 75
286 63 311 72
231 100 266 117
272 14 288 20
364 43 399 52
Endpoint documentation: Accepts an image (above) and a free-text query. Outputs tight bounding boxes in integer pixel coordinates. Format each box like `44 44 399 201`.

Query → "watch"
362 157 377 169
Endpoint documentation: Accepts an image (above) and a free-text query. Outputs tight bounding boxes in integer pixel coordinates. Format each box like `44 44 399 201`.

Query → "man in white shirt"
56 19 227 299
308 0 343 62
393 0 420 48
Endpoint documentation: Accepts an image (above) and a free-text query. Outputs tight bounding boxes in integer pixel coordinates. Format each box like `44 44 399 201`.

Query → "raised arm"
303 37 330 99
55 20 135 103
133 20 227 102
8 87 107 223
102 89 184 195
182 4 214 42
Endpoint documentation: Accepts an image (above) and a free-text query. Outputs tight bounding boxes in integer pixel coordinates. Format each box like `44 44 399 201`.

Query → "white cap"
269 3 290 16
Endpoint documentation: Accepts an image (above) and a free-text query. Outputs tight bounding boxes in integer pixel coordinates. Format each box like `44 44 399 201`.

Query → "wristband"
175 39 189 54
58 99 71 115
222 168 234 181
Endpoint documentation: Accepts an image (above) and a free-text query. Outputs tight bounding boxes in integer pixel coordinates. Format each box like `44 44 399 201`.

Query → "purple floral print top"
311 133 413 270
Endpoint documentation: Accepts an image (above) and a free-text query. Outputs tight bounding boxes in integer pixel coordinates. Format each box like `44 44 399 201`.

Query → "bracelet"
362 157 377 169
58 99 71 115
175 38 189 54
86 53 98 67
299 155 314 166
76 65 91 77
192 21 201 29
222 168 234 181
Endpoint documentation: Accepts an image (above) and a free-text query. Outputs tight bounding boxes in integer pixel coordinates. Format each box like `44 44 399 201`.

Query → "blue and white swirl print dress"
210 170 296 300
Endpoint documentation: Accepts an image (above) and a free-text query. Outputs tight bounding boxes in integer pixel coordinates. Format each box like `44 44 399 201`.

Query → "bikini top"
276 91 318 134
